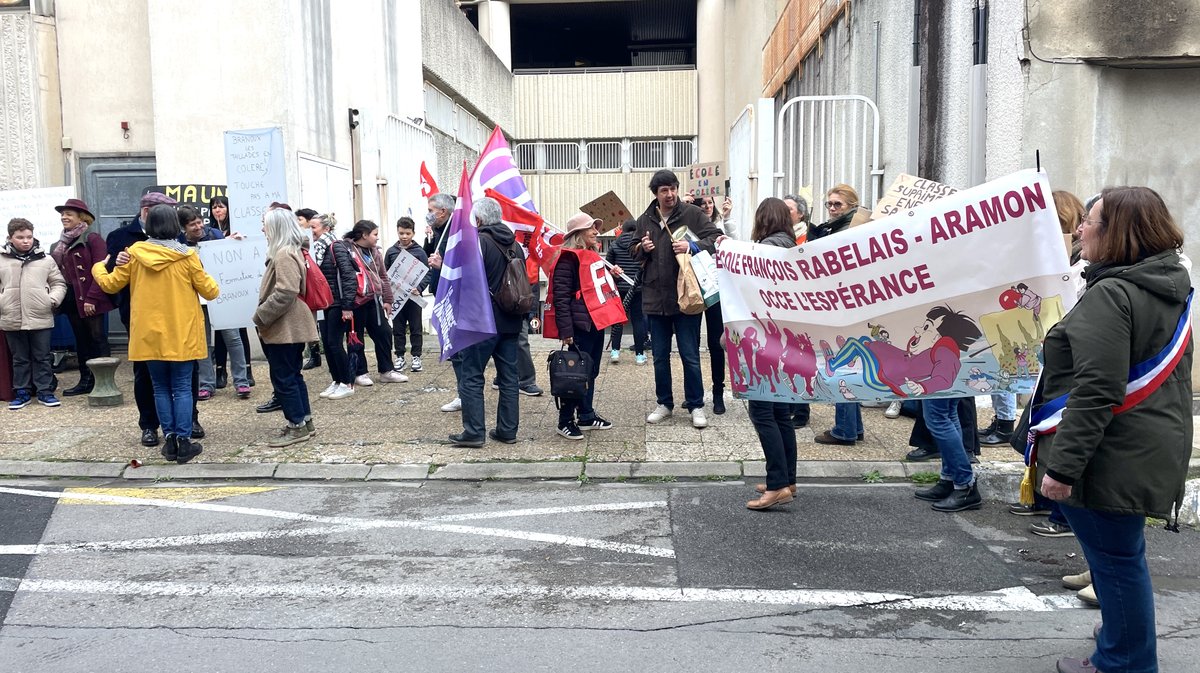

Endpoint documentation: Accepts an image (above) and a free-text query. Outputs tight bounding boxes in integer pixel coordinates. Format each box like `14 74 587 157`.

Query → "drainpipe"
907 0 921 175
968 0 988 186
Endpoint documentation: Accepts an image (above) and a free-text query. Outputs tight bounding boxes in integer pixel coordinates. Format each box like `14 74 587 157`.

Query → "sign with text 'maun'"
197 238 267 330
717 169 1074 405
224 127 286 237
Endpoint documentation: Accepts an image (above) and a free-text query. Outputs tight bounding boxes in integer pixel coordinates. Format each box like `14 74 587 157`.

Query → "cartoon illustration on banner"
717 169 1075 404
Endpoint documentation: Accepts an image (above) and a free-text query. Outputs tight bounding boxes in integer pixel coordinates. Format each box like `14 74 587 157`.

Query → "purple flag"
470 126 538 213
432 164 497 360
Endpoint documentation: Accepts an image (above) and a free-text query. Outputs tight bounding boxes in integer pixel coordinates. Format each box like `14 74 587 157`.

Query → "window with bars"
629 139 695 170
513 142 581 171
515 139 695 172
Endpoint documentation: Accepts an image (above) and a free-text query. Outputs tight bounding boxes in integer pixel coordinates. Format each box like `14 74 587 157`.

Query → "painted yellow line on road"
61 487 277 506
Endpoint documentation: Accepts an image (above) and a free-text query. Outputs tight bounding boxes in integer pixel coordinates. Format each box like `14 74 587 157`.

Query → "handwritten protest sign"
685 162 725 199
0 186 75 245
579 191 631 235
385 248 430 321
871 174 958 220
717 169 1073 404
143 185 227 228
224 127 287 237
197 238 267 330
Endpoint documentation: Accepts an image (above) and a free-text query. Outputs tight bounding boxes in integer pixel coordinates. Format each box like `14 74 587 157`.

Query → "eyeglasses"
825 201 847 209
1078 216 1104 227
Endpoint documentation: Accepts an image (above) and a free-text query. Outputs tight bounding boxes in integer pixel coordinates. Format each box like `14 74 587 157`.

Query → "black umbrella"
346 317 365 377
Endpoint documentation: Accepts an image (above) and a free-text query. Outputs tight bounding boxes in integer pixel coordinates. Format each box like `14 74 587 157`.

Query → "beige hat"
564 212 602 237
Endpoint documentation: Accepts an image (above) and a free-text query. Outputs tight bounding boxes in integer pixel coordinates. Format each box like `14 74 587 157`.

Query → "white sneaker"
380 370 410 383
646 404 672 424
610 349 620 362
885 401 902 419
691 408 708 429
393 356 407 371
354 374 374 387
318 382 339 398
327 383 355 400
409 356 423 373
440 397 462 413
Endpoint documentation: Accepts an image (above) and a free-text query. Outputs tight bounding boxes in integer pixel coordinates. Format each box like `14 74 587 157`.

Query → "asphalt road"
0 478 1196 672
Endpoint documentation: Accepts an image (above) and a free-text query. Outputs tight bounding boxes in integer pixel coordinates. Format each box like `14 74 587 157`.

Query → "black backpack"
547 346 592 401
482 233 534 315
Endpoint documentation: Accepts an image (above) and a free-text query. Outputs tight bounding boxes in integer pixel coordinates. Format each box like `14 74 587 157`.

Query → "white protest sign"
0 185 76 246
197 238 267 330
871 174 958 220
385 248 430 321
717 169 1073 404
224 127 287 237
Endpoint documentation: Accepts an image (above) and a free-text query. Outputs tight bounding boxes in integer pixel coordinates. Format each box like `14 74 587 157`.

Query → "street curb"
274 463 372 480
631 461 741 478
0 460 125 478
429 462 582 480
366 464 433 481
123 463 279 480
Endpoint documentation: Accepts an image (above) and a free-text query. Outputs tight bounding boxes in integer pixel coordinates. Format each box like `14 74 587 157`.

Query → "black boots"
712 385 726 415
215 366 228 389
62 371 94 397
914 479 954 501
980 419 1015 446
931 482 983 512
302 341 322 370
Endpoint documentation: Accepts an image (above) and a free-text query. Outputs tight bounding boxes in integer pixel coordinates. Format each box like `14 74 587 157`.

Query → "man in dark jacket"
449 196 521 448
106 191 205 448
631 170 722 429
423 192 454 295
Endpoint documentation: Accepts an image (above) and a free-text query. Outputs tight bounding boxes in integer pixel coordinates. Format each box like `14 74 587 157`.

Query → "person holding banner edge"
208 194 256 391
812 185 866 446
1035 187 1191 673
633 169 722 429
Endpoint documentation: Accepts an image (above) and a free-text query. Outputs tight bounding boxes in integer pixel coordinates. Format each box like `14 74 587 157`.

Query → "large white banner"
197 238 267 330
224 127 287 237
0 185 76 246
717 169 1075 404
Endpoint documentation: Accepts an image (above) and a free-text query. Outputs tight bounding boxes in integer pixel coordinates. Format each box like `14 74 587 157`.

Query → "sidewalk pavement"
3 335 1197 509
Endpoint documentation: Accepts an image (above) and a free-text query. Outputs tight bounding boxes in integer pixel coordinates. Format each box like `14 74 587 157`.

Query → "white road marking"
424 500 667 521
0 526 356 556
0 576 1083 611
0 486 675 559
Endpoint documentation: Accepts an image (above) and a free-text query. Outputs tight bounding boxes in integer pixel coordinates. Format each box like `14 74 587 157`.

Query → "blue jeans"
458 332 519 440
832 403 862 441
991 392 1017 421
749 400 797 490
146 361 195 439
263 342 311 425
647 313 704 410
199 310 249 392
1033 492 1071 527
558 328 604 427
1061 504 1157 673
922 397 974 487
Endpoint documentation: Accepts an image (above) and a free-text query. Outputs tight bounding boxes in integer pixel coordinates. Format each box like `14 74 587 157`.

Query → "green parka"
1036 249 1193 522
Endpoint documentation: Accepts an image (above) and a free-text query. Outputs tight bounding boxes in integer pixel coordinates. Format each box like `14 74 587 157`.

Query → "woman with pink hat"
550 212 618 439
49 198 113 396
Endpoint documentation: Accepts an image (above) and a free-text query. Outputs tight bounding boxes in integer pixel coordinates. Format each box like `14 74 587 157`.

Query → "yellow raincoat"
92 242 219 361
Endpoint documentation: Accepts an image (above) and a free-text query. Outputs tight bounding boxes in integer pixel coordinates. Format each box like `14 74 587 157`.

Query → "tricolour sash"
1024 290 1193 467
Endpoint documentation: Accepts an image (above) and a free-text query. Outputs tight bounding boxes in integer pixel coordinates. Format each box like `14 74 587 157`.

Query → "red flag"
486 188 562 280
419 161 438 197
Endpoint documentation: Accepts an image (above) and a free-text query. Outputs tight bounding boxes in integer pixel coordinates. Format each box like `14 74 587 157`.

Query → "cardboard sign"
143 184 227 229
579 191 631 235
197 238 268 330
685 162 725 199
0 185 76 246
224 127 287 237
385 248 430 321
871 174 959 220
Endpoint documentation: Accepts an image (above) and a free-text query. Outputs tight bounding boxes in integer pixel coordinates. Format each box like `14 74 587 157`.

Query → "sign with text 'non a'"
224 127 286 237
717 169 1073 405
197 238 267 330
